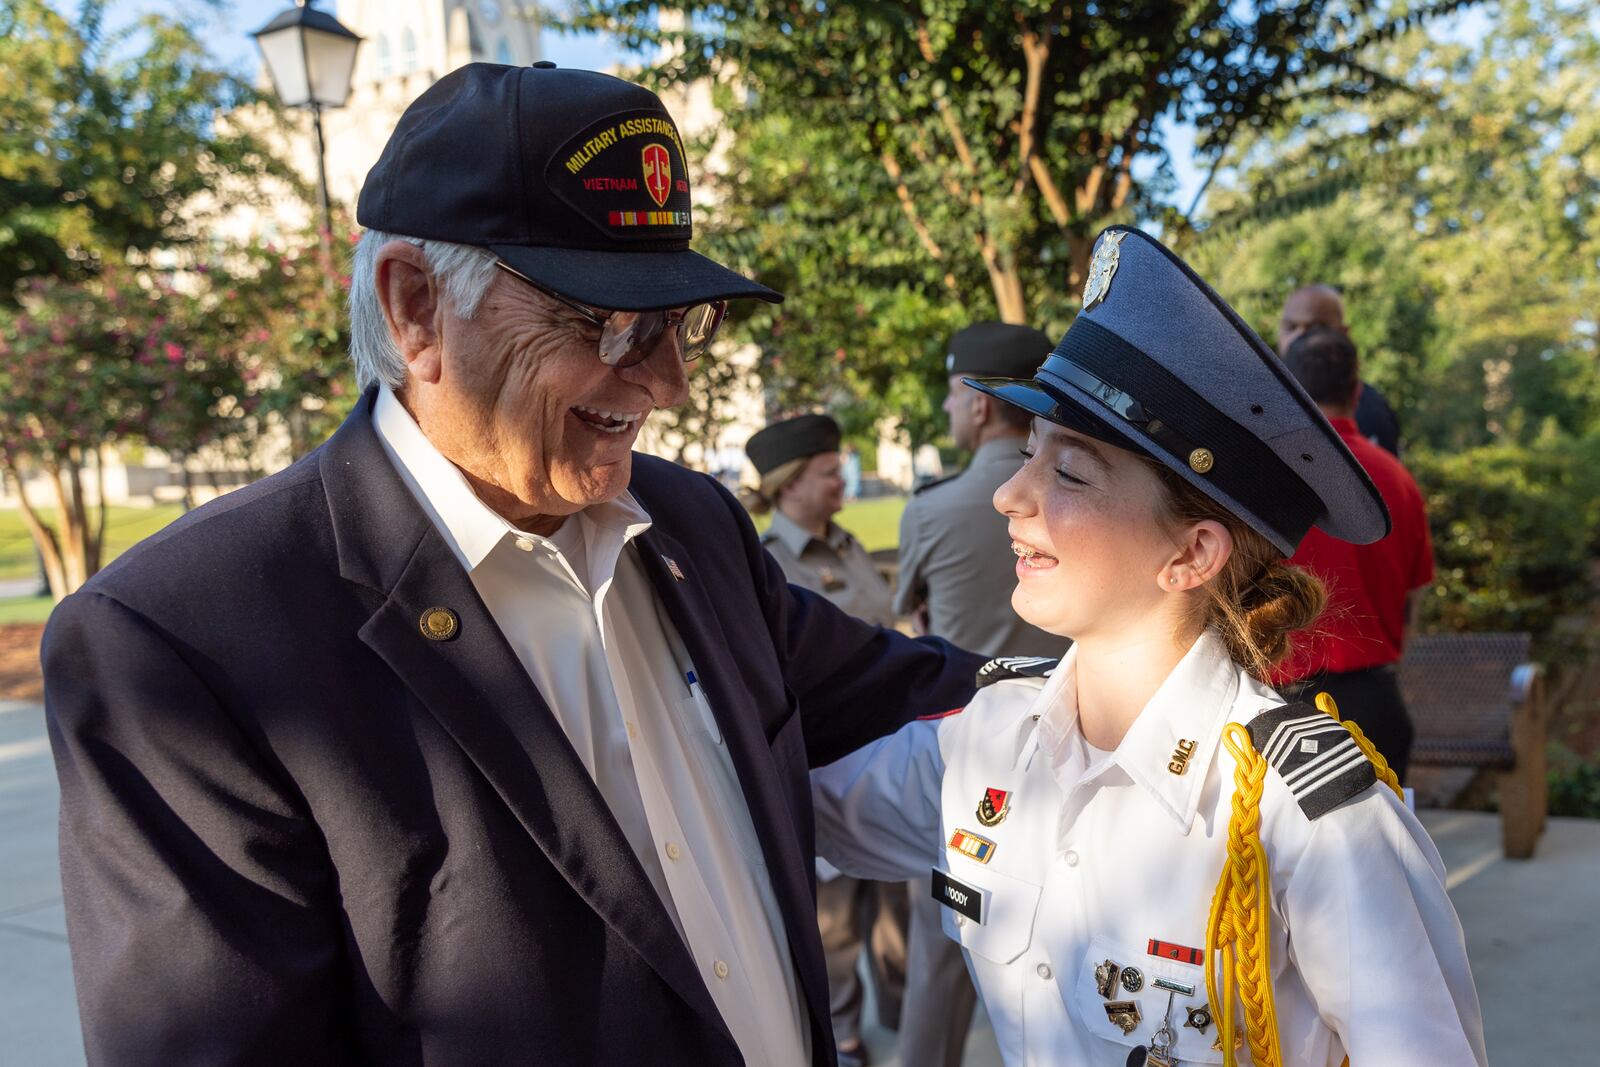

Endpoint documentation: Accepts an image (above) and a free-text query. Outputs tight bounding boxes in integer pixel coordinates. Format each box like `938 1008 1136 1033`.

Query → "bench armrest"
1509 663 1540 704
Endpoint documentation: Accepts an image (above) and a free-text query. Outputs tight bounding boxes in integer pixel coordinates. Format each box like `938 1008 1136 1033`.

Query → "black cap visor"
965 375 1123 447
492 244 781 311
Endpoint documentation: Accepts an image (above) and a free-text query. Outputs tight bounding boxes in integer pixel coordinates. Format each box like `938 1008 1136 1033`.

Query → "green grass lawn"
752 495 907 552
0 504 185 582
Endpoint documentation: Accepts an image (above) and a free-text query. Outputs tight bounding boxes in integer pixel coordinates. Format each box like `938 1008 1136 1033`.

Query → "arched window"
495 38 513 66
374 34 391 78
400 28 418 72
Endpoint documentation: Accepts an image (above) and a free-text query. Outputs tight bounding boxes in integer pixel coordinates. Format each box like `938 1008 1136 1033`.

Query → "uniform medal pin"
975 787 1011 827
662 555 686 581
947 829 997 864
1094 960 1122 1000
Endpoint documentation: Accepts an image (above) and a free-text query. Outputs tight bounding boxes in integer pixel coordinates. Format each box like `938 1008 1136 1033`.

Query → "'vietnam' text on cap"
357 62 781 312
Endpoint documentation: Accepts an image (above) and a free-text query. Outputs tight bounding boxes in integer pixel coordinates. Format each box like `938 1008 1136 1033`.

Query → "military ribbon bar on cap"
548 109 694 243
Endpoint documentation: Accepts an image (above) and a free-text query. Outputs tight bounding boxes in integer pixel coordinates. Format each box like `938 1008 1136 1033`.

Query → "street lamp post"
252 0 363 247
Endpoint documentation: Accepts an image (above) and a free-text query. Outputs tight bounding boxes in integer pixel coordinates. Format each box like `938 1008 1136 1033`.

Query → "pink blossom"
164 342 184 364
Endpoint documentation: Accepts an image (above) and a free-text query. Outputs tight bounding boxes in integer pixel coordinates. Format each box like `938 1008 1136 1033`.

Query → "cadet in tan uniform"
898 323 1062 661
744 413 907 1067
893 323 1061 1067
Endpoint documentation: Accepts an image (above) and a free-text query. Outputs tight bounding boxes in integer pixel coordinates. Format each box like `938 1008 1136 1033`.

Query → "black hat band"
1041 317 1323 541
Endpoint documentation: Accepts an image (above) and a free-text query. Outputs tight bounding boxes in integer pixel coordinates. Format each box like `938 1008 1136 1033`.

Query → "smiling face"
385 246 690 530
778 451 846 525
993 420 1187 641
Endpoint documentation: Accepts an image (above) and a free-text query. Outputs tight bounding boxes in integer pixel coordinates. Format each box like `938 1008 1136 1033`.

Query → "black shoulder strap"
1246 702 1377 820
976 655 1059 688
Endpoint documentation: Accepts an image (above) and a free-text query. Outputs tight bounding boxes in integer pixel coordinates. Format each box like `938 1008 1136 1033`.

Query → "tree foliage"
0 0 289 298
558 0 1474 436
0 270 255 596
1192 0 1600 451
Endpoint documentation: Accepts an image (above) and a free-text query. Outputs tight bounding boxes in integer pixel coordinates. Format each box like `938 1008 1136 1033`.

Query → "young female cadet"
812 227 1485 1067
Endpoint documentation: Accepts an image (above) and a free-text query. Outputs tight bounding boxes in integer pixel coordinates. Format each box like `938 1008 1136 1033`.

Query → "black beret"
967 227 1389 555
946 322 1053 379
746 414 841 476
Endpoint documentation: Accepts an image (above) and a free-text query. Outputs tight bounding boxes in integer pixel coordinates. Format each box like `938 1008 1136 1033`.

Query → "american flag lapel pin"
663 555 686 581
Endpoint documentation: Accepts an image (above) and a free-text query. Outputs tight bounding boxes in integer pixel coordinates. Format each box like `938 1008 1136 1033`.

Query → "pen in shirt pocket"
685 670 723 744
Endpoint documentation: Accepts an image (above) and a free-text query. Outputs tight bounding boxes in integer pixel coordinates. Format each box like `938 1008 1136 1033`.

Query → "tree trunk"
982 247 1030 323
4 459 68 600
47 461 90 593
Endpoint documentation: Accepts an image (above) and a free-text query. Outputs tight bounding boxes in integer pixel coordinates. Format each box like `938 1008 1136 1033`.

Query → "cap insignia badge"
642 143 672 208
976 786 1011 827
1082 230 1126 311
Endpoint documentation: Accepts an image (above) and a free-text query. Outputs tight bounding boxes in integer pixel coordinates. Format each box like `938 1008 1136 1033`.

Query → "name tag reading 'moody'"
932 868 986 924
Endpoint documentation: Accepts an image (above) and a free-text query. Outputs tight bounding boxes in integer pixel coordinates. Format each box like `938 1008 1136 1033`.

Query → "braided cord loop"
1206 695 1397 1067
1204 722 1282 1067
1315 691 1403 799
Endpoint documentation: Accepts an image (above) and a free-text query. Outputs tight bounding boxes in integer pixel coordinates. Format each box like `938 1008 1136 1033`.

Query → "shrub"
1408 433 1600 659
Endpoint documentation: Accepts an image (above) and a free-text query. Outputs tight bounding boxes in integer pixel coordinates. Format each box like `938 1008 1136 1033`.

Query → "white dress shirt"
373 387 809 1067
812 630 1486 1067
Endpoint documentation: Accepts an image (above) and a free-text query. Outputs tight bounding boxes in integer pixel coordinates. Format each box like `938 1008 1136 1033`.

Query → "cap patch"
548 109 693 243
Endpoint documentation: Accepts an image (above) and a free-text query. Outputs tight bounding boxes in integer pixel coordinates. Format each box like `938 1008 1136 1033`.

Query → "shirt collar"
1328 416 1361 437
372 384 652 573
1037 630 1250 832
766 509 847 556
972 436 1026 467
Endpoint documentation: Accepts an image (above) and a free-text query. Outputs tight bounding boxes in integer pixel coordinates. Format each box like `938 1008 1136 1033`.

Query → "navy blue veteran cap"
746 414 841 477
356 62 780 311
967 227 1389 555
946 322 1053 379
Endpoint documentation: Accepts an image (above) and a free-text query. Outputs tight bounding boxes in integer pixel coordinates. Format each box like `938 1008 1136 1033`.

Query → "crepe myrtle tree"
0 273 255 599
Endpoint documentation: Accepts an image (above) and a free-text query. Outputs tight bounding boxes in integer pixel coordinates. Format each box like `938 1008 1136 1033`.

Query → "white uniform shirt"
812 630 1485 1067
374 387 809 1067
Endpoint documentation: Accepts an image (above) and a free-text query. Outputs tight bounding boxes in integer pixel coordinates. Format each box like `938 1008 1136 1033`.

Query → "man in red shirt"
1274 327 1434 780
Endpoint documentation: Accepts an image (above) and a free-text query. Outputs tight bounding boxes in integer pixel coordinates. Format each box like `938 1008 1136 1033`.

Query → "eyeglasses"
494 261 729 369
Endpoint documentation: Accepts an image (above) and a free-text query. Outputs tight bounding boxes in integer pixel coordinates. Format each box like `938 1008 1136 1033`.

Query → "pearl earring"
1168 576 1179 585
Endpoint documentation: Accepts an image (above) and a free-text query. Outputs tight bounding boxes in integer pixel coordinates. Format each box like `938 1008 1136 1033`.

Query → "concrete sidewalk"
3 696 1591 1064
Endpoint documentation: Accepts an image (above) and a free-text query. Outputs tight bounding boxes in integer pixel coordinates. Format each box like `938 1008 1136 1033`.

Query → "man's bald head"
1277 284 1348 355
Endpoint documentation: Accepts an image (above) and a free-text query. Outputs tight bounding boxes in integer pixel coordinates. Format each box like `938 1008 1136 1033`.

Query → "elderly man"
1277 283 1402 455
43 64 982 1066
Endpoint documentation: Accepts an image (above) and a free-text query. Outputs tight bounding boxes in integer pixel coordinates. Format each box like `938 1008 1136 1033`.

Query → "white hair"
346 229 501 390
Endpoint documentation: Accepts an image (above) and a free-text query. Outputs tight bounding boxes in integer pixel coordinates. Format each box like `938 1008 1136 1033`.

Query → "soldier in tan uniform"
744 413 906 1067
897 323 1062 661
892 322 1064 1067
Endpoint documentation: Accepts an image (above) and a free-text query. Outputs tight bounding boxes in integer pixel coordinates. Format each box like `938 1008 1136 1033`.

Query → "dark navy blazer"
43 393 983 1066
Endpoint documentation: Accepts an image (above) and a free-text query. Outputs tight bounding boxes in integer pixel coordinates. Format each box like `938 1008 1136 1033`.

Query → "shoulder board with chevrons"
976 655 1059 688
1246 702 1377 820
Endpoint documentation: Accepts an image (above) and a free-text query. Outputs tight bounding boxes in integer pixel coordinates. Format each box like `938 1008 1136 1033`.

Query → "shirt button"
514 537 534 552
714 960 729 980
955 915 967 927
1062 850 1080 867
665 842 681 861
1036 962 1053 980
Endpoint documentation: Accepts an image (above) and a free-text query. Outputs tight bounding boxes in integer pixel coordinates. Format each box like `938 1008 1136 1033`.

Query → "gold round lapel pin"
420 607 459 642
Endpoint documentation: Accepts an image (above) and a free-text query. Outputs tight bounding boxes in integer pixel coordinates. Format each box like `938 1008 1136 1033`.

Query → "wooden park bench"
1398 632 1548 859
